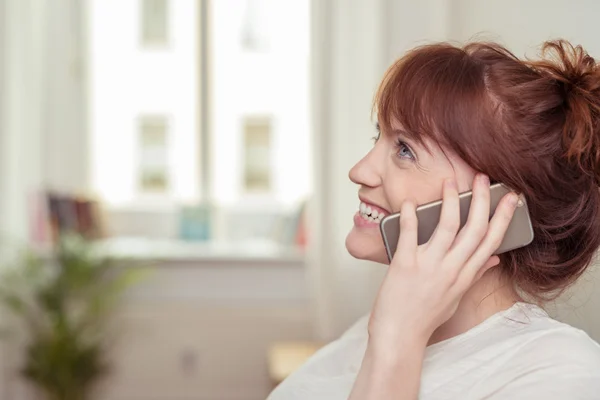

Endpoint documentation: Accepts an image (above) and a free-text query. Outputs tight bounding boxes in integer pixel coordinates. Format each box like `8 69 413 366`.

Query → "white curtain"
0 0 87 243
0 0 47 243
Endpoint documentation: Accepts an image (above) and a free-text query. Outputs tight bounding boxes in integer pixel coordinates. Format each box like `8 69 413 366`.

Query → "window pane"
211 0 310 206
240 0 271 52
138 115 169 193
89 0 198 206
243 116 272 193
141 0 169 47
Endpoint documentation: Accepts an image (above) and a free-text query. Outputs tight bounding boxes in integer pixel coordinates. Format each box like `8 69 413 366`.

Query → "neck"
428 268 521 346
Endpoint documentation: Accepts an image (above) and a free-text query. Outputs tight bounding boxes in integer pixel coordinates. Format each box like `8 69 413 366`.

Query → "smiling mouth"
358 201 388 223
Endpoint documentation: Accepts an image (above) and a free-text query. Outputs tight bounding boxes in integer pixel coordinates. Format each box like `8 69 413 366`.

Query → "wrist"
365 334 427 371
349 332 427 399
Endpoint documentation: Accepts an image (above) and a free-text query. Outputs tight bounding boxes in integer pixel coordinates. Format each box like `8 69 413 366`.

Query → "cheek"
384 160 478 210
383 173 443 212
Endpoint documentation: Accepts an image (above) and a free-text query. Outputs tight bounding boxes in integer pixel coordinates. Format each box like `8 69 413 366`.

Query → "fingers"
394 199 418 265
427 179 460 252
459 191 519 285
447 174 490 262
454 256 500 294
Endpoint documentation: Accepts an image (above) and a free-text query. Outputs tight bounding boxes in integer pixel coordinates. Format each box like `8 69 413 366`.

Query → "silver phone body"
380 183 534 262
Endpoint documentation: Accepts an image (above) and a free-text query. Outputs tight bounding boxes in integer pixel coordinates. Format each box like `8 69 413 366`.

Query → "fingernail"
446 178 456 189
509 193 519 207
479 174 490 186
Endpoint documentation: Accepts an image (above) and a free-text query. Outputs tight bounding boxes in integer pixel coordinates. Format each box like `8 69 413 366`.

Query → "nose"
349 148 383 188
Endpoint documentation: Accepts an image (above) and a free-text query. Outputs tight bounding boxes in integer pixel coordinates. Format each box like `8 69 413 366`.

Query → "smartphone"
379 183 534 262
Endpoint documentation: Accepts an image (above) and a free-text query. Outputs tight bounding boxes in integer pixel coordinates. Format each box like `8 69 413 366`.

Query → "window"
242 116 272 193
89 0 310 243
140 0 169 47
138 115 169 194
89 0 198 207
240 0 271 52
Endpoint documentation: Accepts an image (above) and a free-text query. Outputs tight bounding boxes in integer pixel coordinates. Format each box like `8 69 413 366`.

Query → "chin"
345 225 389 264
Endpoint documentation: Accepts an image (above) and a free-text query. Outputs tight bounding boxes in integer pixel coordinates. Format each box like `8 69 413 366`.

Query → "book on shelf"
29 190 105 247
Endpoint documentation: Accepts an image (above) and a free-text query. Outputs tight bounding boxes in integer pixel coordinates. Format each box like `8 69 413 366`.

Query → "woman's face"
345 121 478 264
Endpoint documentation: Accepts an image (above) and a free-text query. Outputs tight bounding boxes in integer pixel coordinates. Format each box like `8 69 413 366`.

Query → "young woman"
268 39 600 399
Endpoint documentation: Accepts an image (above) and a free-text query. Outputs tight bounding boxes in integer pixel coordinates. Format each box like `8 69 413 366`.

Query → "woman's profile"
268 39 600 399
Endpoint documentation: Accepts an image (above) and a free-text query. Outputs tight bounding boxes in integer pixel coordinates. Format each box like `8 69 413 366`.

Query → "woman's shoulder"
473 322 600 399
512 320 600 365
462 305 600 399
492 302 600 363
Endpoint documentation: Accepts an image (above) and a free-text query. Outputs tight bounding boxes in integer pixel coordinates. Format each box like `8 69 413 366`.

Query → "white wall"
448 0 600 57
386 0 452 58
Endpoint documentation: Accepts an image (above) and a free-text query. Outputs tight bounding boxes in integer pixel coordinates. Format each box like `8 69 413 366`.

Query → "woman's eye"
396 140 415 160
372 122 381 144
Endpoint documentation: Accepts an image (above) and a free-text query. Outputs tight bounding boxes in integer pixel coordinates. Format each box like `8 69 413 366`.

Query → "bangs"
374 43 488 154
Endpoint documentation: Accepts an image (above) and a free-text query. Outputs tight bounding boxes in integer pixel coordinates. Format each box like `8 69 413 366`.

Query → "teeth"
358 201 386 223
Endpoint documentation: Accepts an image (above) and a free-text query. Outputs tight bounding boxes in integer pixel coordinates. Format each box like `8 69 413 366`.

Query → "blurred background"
1 0 600 399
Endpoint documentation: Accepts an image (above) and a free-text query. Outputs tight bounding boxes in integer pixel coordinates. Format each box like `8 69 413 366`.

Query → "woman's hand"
349 174 519 399
369 174 519 350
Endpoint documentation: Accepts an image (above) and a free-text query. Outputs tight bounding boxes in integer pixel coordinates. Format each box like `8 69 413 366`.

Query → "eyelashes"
372 122 381 143
371 122 416 162
395 138 415 161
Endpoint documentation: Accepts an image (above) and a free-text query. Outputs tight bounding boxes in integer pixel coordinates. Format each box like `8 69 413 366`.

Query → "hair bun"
531 40 600 184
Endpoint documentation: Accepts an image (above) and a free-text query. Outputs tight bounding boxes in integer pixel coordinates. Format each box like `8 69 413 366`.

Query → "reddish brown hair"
375 40 600 300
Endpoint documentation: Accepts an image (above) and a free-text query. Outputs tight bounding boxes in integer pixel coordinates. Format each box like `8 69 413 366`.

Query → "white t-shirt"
267 303 600 399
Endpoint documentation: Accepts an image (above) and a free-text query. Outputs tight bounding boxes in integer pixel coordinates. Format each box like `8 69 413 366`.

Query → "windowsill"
93 236 305 265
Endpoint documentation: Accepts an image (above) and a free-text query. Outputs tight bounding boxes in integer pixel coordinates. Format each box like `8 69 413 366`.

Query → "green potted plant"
0 235 142 400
